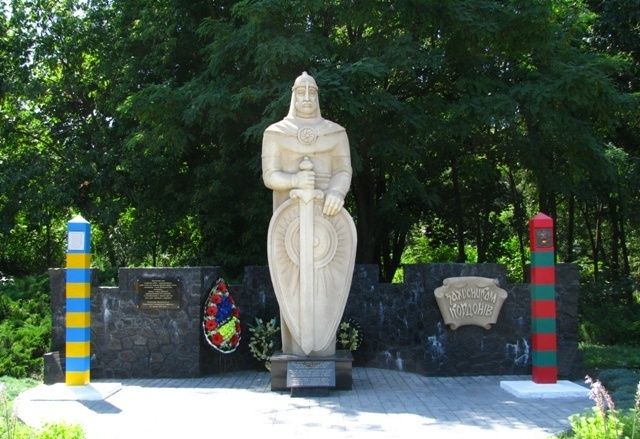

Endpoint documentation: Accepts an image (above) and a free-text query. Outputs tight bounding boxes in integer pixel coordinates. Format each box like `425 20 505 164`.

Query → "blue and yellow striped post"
65 215 91 386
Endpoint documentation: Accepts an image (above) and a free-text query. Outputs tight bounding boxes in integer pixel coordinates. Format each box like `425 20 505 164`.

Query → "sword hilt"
297 156 316 191
300 156 314 171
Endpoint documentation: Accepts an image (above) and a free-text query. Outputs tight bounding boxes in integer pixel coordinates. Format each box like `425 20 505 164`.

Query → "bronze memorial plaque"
136 277 181 310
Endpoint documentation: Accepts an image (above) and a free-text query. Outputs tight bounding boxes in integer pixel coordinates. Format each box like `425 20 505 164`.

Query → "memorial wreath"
202 278 241 353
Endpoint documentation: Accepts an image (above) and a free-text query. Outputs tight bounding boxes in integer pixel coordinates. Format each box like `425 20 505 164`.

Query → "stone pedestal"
270 350 353 392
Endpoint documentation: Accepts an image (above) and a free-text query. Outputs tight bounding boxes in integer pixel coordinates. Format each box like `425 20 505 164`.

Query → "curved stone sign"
434 277 508 330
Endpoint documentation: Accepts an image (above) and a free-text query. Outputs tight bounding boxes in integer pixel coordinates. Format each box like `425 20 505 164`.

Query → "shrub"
598 369 640 410
580 278 640 346
569 376 621 439
337 318 363 352
565 376 640 439
581 344 640 370
0 274 51 378
580 303 640 346
248 317 280 371
36 423 85 439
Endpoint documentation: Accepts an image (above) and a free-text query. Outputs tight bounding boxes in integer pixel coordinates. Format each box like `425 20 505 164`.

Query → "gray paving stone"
14 368 593 438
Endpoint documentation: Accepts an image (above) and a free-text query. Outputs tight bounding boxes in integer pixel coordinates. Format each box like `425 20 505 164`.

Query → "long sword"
289 157 324 355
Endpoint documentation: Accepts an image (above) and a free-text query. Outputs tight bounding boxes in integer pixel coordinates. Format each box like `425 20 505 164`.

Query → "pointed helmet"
291 71 318 90
286 71 322 119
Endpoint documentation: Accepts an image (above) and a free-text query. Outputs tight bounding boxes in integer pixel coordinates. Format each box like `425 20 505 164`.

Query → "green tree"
0 0 636 289
178 0 444 280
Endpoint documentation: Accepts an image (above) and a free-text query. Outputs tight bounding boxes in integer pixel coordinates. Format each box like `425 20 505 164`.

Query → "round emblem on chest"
297 126 318 145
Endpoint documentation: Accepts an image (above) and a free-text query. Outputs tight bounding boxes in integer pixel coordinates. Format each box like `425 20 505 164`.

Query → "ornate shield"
267 198 357 354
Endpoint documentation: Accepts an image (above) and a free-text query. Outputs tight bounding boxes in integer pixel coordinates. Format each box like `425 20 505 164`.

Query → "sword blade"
298 196 315 355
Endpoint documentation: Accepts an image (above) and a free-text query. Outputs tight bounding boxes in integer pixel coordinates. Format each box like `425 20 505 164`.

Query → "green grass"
596 368 640 410
580 343 640 370
579 343 640 410
0 376 86 439
554 343 640 438
0 376 40 402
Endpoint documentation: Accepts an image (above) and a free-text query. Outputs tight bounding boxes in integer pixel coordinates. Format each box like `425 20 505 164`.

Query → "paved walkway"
16 368 592 439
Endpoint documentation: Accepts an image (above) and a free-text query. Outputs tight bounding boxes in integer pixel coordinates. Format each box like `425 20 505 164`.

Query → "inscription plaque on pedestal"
270 351 352 392
287 360 336 388
136 278 181 310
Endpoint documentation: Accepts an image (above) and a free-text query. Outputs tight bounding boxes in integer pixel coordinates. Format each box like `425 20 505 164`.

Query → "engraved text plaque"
287 361 336 388
136 278 181 310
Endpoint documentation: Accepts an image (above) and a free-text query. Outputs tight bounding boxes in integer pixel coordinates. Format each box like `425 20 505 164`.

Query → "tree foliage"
0 275 51 377
0 0 638 289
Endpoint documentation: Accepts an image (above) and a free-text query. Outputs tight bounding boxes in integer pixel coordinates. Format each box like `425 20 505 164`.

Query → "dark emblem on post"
535 228 553 248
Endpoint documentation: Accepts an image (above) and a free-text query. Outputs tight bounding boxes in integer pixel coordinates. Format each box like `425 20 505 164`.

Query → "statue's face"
293 81 318 118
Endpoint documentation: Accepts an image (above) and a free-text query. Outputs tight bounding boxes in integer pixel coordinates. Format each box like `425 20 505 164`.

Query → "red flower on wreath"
212 333 224 345
232 308 240 318
206 305 218 316
231 335 239 347
205 320 217 331
217 282 227 292
212 295 222 304
235 322 241 333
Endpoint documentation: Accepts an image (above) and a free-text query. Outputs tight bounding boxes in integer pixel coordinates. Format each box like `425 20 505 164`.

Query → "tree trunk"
539 189 558 263
105 225 122 268
607 196 620 276
564 193 575 263
476 208 489 263
152 230 159 267
381 228 409 282
507 169 527 282
619 213 630 277
475 220 484 262
45 219 52 270
353 170 377 265
594 204 607 273
451 157 466 262
588 203 609 281
581 203 599 281
619 214 634 303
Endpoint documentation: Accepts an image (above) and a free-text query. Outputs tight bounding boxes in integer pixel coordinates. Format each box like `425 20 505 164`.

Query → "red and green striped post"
529 212 557 384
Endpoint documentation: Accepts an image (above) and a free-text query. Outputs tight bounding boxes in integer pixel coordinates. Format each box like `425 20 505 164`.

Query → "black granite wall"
343 263 581 377
50 267 220 378
48 263 582 379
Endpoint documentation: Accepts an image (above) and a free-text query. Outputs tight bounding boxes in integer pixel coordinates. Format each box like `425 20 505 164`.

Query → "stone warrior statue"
262 72 357 357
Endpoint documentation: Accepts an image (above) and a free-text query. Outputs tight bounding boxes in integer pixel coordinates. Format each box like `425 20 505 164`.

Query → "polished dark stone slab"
287 359 335 388
43 351 64 384
270 350 353 392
